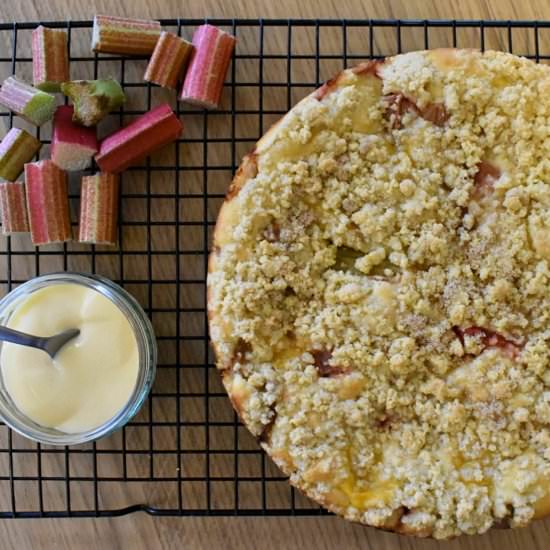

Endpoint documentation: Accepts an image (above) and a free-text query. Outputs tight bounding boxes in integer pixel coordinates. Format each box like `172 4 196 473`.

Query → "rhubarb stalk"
179 24 236 109
32 26 69 92
0 128 42 181
24 160 72 245
0 182 29 234
51 105 98 171
0 76 56 126
60 78 125 127
144 31 194 89
78 173 119 245
92 14 161 55
95 103 183 173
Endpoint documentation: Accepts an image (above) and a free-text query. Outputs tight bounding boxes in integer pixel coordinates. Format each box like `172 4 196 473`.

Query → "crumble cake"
207 49 550 538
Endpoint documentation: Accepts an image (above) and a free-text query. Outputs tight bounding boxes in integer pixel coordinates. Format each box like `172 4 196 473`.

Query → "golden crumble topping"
207 49 550 538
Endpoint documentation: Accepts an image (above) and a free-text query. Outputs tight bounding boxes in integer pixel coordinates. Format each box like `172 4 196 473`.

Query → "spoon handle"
0 325 49 354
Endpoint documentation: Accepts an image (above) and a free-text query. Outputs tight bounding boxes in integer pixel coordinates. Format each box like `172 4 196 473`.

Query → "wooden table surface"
1 0 550 549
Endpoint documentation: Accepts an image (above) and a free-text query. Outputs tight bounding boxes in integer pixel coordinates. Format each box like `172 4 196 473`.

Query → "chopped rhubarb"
351 60 384 77
32 26 69 92
24 160 71 245
92 14 161 55
95 103 183 173
314 76 340 101
453 326 522 359
472 161 501 200
0 182 29 234
61 78 125 127
232 339 251 363
0 76 56 126
474 161 500 187
51 105 98 171
384 93 449 129
384 93 417 129
0 128 42 181
420 102 449 126
179 24 236 109
311 349 350 377
144 31 194 89
78 173 119 245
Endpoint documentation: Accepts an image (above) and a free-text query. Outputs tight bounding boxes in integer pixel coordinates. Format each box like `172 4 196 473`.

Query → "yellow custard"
0 283 139 434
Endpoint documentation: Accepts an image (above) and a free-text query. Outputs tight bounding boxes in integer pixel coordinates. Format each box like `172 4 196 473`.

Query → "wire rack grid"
0 17 547 518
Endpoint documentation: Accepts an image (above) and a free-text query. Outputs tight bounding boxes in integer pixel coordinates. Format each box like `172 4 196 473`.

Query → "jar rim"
0 272 157 446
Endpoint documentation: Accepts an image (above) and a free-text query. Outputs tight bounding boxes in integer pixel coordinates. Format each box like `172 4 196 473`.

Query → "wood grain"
1 0 550 22
0 1 549 549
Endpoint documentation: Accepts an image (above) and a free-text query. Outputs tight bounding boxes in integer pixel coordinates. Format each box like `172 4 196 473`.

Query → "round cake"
207 49 550 538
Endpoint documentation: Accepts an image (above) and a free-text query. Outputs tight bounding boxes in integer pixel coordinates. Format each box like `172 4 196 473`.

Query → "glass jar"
0 272 157 445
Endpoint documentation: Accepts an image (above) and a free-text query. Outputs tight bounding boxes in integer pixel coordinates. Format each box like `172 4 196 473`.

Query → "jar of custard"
0 273 157 445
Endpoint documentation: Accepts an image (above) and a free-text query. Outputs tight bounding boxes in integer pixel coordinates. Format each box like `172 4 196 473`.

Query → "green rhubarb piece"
0 76 56 126
60 78 125 127
0 128 42 181
23 92 57 126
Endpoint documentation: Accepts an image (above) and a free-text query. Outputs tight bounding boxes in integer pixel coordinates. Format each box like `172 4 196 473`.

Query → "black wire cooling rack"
0 18 548 519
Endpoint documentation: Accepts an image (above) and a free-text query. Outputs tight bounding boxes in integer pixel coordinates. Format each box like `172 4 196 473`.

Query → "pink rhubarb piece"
24 160 72 245
179 24 236 109
52 105 98 171
144 31 194 89
0 182 29 234
95 103 183 173
92 15 161 55
78 173 119 245
32 26 69 92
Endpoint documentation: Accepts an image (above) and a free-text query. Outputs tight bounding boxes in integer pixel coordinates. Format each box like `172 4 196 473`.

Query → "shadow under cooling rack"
0 18 548 518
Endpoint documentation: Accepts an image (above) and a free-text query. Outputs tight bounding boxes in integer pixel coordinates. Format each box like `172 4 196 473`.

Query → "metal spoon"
0 326 80 359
